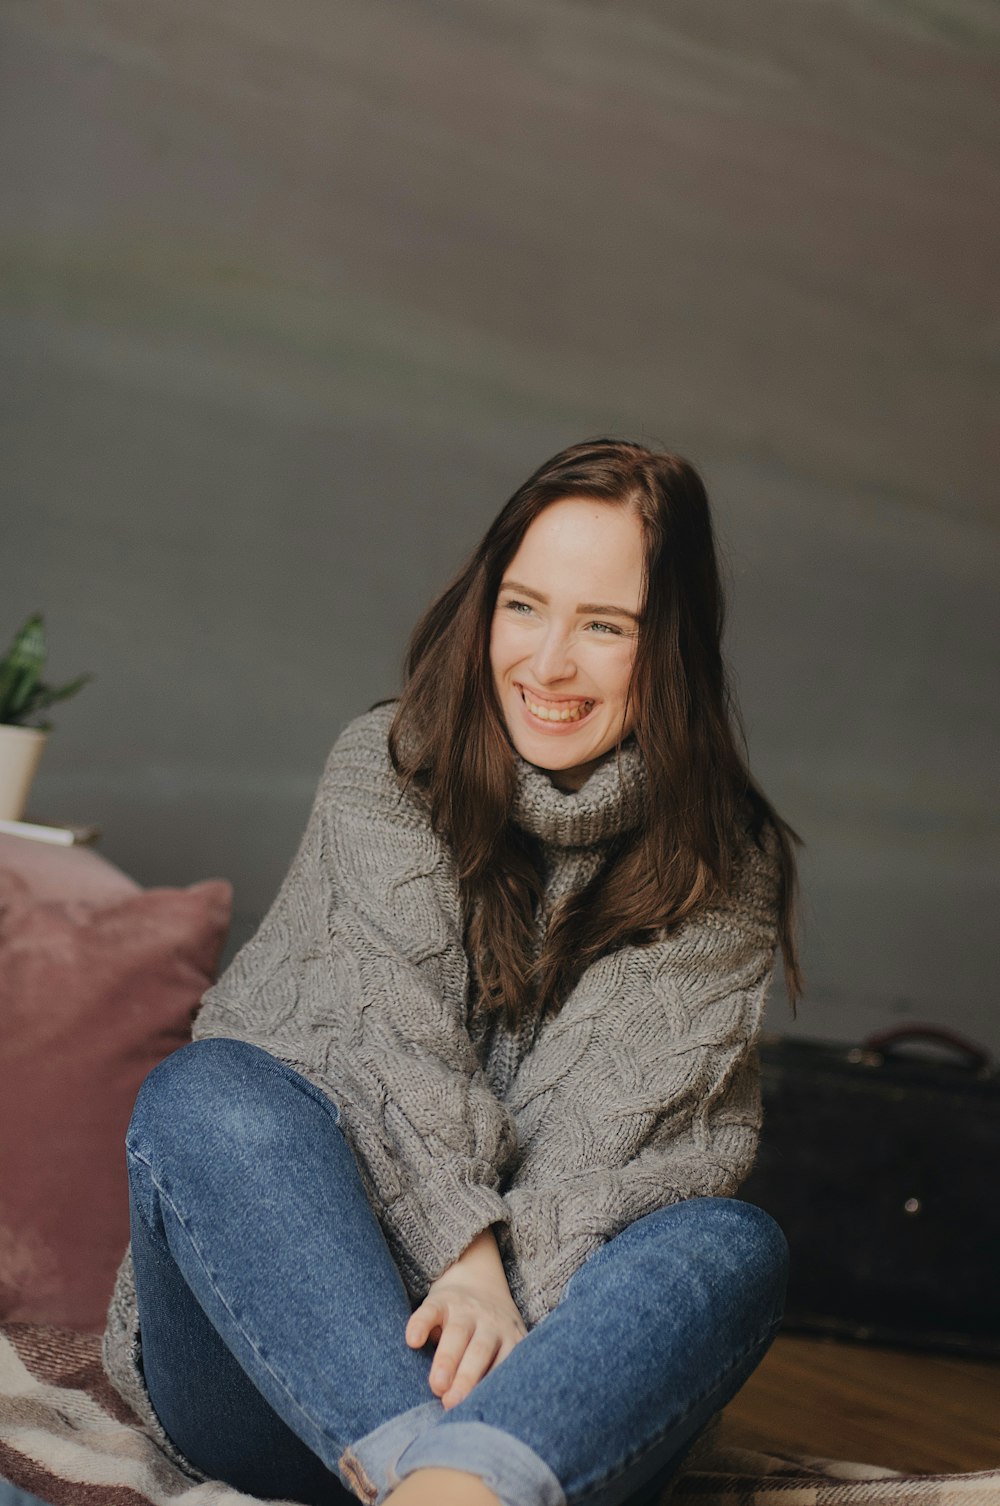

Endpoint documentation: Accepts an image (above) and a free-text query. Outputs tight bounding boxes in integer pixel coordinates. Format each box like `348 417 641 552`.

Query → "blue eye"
587 621 622 636
503 599 533 615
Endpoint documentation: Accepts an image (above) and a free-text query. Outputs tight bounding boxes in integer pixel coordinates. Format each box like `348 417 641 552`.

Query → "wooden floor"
719 1331 1000 1474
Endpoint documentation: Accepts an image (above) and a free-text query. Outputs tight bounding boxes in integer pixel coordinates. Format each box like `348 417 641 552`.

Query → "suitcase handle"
861 1023 994 1076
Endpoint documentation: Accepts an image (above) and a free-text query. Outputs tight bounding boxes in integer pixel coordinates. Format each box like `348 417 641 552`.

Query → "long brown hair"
387 438 803 1025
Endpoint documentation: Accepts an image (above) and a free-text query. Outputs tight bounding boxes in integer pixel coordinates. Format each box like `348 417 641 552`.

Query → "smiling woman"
102 437 804 1506
388 438 802 1031
490 497 644 790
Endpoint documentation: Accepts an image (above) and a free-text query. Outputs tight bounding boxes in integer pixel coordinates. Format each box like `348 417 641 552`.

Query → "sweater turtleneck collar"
510 737 648 849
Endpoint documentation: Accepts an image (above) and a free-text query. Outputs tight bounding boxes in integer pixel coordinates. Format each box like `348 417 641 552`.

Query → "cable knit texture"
103 700 781 1462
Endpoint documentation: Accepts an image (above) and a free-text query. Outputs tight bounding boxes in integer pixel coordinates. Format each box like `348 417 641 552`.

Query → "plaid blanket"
2 1324 998 1506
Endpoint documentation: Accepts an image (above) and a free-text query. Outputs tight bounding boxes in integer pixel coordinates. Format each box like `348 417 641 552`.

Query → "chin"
522 738 608 773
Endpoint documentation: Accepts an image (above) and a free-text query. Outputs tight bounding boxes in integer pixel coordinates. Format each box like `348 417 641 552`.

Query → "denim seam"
127 1144 346 1462
568 1313 784 1503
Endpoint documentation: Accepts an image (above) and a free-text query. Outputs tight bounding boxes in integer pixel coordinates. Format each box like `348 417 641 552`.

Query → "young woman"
104 438 802 1506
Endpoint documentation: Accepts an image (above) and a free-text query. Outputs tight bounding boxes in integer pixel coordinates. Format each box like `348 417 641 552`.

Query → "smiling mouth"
518 686 597 723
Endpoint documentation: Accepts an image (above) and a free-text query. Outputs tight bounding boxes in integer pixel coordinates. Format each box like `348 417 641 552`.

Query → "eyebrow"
499 579 642 625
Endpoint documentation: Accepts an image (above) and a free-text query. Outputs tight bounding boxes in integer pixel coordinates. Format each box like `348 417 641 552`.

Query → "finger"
494 1332 525 1365
428 1319 475 1397
442 1331 502 1409
405 1300 444 1350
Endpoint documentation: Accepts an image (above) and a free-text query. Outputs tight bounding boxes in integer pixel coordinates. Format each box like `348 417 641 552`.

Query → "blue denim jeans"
127 1039 788 1506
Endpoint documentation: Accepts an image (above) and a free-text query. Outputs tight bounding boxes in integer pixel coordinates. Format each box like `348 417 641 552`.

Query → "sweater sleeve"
496 825 781 1327
194 708 518 1299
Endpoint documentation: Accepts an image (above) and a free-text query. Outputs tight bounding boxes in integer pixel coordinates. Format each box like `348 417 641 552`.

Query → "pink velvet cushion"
0 833 141 904
0 854 232 1331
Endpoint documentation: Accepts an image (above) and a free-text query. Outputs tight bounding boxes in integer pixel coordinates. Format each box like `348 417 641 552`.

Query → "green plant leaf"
3 614 46 671
1 668 34 721
0 613 46 720
0 614 91 727
6 668 45 720
25 673 94 714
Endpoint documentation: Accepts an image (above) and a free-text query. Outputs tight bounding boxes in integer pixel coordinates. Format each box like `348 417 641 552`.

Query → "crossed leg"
127 1038 787 1506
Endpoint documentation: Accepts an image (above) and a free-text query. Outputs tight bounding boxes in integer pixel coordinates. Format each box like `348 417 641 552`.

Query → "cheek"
599 644 637 700
489 618 519 678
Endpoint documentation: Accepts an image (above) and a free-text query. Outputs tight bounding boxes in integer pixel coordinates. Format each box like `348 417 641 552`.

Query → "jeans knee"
723 1199 790 1321
662 1197 789 1340
127 1038 284 1168
608 1196 789 1331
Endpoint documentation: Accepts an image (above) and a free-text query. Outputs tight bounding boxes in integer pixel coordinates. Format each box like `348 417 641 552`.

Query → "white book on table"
0 818 100 846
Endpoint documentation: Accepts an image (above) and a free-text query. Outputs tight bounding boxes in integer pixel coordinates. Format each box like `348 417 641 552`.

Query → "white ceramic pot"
0 724 49 821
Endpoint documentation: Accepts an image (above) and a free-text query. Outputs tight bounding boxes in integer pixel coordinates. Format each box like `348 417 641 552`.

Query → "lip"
515 682 595 706
514 683 598 733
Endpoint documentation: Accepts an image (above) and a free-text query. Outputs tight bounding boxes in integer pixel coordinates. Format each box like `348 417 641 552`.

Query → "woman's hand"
405 1227 527 1409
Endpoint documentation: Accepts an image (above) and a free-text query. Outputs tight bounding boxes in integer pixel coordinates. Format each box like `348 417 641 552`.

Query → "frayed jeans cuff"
340 1407 565 1506
397 1421 565 1506
339 1399 443 1503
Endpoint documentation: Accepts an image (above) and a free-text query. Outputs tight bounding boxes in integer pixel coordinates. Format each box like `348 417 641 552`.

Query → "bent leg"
130 1186 351 1504
127 1038 441 1499
351 1197 788 1506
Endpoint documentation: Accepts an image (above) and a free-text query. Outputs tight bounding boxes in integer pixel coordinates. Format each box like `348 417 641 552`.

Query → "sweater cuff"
384 1169 511 1295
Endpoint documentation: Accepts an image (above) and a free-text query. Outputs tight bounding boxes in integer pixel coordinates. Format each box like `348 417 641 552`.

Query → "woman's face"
489 496 645 791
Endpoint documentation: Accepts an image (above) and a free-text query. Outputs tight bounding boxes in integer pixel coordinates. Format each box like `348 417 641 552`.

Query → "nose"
530 624 576 684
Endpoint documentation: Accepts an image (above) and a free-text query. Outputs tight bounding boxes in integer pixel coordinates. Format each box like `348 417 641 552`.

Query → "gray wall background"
3 0 997 1047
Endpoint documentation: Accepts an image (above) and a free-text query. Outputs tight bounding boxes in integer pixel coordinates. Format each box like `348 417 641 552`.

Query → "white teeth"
522 692 595 722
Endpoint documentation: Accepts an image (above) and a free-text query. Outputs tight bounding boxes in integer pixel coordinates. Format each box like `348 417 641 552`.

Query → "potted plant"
0 613 93 821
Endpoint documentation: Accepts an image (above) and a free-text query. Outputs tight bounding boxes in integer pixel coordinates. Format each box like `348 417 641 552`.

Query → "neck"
545 760 599 793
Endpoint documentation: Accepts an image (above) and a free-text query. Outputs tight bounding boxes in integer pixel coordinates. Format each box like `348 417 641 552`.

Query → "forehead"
505 498 645 604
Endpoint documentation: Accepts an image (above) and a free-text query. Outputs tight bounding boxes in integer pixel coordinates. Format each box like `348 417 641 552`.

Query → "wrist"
433 1226 511 1297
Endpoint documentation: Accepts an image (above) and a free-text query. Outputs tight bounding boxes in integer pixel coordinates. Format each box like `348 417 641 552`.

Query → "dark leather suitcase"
738 1024 1000 1357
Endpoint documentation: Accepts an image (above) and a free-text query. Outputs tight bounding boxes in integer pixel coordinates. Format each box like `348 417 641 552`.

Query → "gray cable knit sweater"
103 700 781 1448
